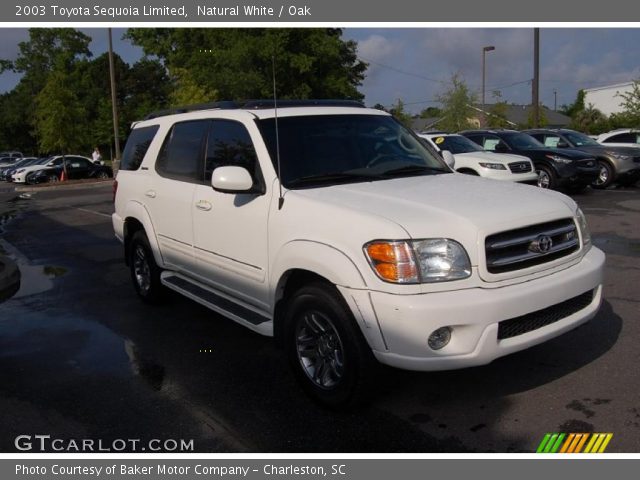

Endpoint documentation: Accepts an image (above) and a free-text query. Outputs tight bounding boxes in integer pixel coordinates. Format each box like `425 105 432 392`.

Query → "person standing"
92 147 103 164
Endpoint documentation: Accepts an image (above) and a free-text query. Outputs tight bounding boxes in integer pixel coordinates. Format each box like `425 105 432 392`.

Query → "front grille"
497 290 594 339
485 218 579 274
508 161 532 173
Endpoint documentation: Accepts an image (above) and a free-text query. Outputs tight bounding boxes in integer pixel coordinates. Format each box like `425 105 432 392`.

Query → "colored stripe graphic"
536 433 612 453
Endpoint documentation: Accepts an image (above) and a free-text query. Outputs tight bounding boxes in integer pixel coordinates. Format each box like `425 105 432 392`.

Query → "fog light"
428 327 451 350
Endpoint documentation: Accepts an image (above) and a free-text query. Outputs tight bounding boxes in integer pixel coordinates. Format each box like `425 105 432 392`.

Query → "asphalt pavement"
0 183 638 453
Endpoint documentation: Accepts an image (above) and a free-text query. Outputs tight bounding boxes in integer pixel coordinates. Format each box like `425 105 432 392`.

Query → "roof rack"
143 101 240 120
142 99 365 120
243 99 365 109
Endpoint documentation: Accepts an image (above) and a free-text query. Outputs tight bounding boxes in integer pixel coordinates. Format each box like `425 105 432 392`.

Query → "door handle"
195 200 212 211
145 190 156 198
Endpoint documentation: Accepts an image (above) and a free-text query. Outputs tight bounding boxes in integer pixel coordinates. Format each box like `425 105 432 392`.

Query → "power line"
358 56 449 85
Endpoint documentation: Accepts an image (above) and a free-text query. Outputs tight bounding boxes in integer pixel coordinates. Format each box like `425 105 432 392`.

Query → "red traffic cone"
60 170 66 181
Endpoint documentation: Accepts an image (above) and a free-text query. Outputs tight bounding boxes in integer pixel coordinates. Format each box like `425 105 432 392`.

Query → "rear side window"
156 120 209 182
205 120 259 181
603 133 637 143
120 125 159 171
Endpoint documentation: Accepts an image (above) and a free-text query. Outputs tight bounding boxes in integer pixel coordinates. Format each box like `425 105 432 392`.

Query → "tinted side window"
604 133 636 143
121 125 159 171
156 120 208 182
465 135 483 147
205 121 259 181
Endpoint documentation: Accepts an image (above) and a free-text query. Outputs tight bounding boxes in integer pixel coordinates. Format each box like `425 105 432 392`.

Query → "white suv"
596 129 640 148
113 101 605 407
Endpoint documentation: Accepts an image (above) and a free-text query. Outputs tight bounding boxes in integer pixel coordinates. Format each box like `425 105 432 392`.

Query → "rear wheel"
285 282 377 409
96 171 110 179
591 160 614 189
47 175 59 183
128 230 165 303
536 166 557 189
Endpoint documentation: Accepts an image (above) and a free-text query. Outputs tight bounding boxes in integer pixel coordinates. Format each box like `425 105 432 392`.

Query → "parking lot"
0 183 638 453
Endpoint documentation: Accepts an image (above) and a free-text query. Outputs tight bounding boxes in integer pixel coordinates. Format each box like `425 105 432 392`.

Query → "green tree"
169 67 218 106
125 28 366 101
34 70 85 156
436 74 477 132
570 104 610 134
419 106 442 118
559 89 585 118
388 99 413 127
617 79 640 127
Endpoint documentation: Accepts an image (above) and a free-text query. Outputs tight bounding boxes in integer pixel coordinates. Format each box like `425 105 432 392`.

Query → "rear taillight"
112 179 118 203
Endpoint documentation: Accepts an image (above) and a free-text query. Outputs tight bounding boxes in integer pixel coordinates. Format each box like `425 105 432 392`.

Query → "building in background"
583 82 634 116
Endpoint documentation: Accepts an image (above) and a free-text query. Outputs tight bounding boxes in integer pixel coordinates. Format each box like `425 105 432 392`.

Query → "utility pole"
108 28 121 166
532 28 540 127
553 89 557 111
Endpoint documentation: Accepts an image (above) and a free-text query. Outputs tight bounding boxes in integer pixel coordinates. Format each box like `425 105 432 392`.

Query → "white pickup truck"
112 101 604 407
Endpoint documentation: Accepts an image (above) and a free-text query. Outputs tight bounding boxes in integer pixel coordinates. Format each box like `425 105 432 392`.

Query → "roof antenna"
272 55 284 210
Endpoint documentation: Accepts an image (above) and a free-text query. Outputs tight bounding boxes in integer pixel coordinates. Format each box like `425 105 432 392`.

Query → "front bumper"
556 162 599 185
340 246 604 371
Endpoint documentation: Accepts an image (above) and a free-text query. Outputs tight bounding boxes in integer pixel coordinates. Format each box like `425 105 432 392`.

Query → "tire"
591 160 614 189
96 171 110 179
284 282 377 409
47 175 59 183
128 230 165 303
536 165 557 189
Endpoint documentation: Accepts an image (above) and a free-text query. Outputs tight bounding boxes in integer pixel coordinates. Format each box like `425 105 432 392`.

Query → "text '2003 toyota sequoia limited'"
112 100 605 407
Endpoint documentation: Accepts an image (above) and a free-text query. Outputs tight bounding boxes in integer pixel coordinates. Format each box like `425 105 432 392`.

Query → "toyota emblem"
529 235 553 254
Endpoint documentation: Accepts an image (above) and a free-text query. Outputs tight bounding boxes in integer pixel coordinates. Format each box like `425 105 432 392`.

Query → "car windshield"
432 135 484 154
257 114 450 188
564 131 600 146
502 132 545 150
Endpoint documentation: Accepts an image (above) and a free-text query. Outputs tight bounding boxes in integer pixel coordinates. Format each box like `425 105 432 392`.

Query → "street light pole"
482 45 495 106
532 28 540 127
553 89 557 111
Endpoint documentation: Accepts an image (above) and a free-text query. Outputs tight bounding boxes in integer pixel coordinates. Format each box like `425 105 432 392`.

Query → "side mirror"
211 166 254 193
556 140 569 148
441 150 455 169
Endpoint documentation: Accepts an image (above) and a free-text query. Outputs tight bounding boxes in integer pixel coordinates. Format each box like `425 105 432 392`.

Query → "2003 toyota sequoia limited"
113 100 605 407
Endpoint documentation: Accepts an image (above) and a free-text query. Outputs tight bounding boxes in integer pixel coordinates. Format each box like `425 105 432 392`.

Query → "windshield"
564 131 600 146
502 132 545 150
257 114 449 188
432 135 484 154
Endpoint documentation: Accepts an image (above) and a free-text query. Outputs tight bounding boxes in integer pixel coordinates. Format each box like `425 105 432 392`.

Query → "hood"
521 147 593 159
455 151 531 164
289 174 576 245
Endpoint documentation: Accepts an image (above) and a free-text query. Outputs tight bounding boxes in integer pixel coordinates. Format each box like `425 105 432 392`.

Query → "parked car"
0 157 39 181
460 129 599 191
27 156 112 184
525 128 640 188
113 100 604 407
0 156 21 167
596 129 640 148
0 151 23 159
11 156 64 183
418 133 538 183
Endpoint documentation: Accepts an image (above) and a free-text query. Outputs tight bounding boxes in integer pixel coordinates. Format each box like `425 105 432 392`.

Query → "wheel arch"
122 201 163 267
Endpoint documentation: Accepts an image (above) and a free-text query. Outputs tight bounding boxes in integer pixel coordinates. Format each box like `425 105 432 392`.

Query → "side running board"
161 272 273 336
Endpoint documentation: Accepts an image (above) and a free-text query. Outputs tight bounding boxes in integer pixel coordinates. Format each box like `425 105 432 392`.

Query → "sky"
1 27 639 114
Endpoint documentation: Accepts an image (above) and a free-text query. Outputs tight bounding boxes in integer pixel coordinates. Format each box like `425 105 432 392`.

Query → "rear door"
145 120 209 272
66 157 92 179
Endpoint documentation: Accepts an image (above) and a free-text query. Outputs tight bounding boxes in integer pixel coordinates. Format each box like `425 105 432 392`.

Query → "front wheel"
96 171 110 179
591 160 614 189
128 230 165 303
285 283 377 409
536 166 557 189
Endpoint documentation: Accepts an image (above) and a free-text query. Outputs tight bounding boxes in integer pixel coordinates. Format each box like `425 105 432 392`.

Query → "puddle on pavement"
592 234 640 257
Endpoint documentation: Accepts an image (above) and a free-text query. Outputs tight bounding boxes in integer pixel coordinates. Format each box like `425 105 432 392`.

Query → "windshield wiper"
378 164 449 176
286 171 377 188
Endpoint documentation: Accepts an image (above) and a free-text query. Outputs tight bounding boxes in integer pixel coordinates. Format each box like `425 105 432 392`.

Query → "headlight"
545 155 573 164
478 162 506 170
575 207 591 251
364 239 471 284
610 152 632 161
